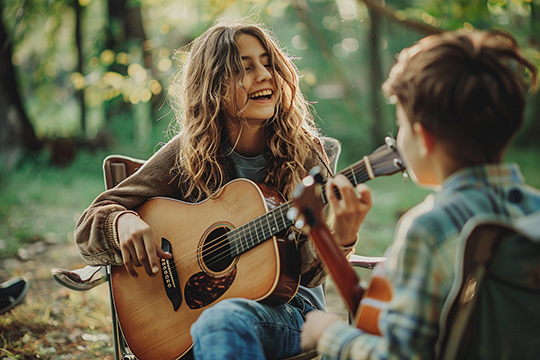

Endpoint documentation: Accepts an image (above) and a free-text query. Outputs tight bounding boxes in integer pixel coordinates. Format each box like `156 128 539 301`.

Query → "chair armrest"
51 265 108 291
349 254 386 269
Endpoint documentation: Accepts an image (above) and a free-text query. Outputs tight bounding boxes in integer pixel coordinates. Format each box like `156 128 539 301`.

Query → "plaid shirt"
317 163 540 360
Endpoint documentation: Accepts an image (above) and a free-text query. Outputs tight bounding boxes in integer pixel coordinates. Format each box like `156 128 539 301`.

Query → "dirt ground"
0 239 114 359
0 239 349 359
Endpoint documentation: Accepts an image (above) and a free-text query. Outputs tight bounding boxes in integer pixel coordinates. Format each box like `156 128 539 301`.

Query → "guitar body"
110 179 301 360
352 275 393 335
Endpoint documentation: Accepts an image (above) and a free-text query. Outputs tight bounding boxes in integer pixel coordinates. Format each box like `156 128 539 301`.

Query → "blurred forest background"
1 0 540 358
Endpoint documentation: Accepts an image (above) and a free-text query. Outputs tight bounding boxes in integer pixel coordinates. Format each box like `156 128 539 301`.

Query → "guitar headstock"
289 170 326 232
370 137 406 178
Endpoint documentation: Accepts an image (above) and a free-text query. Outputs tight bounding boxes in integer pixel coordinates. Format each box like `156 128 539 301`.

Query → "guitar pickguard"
184 268 237 309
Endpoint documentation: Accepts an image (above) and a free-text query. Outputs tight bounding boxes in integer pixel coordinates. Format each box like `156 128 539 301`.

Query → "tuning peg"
385 136 395 148
295 218 305 230
402 171 408 182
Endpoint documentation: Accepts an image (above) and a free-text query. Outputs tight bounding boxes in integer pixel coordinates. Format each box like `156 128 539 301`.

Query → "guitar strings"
169 156 397 269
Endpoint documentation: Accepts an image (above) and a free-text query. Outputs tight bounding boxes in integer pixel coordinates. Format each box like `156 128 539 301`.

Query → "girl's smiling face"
227 34 277 125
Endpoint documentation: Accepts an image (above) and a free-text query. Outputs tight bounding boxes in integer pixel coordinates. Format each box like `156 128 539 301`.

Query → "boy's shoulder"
399 194 464 248
401 188 495 248
405 182 540 248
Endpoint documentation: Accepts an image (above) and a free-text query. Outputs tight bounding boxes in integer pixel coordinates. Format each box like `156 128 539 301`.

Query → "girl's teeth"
250 90 272 98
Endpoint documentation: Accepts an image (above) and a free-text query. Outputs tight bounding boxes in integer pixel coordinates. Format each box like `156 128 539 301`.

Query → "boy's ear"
413 122 436 157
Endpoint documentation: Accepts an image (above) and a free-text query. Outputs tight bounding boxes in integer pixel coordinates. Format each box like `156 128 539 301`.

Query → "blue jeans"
190 295 315 360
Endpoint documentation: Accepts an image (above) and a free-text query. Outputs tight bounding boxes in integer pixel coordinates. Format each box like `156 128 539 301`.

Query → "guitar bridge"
160 238 182 311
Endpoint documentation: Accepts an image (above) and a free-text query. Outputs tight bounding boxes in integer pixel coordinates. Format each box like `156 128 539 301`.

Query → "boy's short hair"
383 29 538 164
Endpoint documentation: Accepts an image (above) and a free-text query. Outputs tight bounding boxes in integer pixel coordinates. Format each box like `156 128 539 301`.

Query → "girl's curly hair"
169 19 321 201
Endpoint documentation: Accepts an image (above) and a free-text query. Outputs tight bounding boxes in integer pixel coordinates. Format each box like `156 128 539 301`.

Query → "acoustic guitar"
291 169 395 335
110 137 404 360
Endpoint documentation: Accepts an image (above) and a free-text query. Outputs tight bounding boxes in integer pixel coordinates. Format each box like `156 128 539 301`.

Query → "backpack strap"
514 211 540 242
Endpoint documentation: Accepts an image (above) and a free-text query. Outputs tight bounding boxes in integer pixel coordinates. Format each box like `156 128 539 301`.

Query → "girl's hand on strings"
326 174 372 247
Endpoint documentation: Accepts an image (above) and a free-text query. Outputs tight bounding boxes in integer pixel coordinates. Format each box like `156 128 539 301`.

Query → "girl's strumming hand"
116 212 172 278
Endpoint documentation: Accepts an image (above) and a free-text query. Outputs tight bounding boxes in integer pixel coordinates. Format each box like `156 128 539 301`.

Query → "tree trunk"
107 0 151 70
367 8 385 146
0 0 42 169
292 0 365 125
74 0 86 138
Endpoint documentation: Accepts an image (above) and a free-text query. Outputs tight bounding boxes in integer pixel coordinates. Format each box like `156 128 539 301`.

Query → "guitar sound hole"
202 226 233 273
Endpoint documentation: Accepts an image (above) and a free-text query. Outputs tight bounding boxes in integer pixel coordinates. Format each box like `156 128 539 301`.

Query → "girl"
75 19 371 359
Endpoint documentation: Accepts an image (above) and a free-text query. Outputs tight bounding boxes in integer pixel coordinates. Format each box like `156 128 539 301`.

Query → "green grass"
0 151 106 259
0 111 171 260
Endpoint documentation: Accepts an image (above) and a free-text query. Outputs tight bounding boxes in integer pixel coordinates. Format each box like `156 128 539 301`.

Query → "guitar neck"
228 158 371 258
309 220 364 316
319 157 371 204
228 202 294 257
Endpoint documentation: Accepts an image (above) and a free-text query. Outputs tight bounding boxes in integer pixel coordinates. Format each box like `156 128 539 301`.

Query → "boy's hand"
301 311 342 351
117 212 172 278
326 174 372 247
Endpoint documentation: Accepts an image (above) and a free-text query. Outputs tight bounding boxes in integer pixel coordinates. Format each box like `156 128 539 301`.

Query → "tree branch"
357 0 444 35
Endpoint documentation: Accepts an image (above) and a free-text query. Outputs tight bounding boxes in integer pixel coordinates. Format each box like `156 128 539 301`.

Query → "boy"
300 29 539 359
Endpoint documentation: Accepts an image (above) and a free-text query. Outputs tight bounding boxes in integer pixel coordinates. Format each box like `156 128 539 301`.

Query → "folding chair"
435 212 540 360
53 154 385 360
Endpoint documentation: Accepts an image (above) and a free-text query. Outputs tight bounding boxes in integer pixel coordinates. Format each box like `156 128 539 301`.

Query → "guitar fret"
263 216 271 240
235 230 244 258
231 233 238 257
279 205 288 230
247 221 253 249
263 217 270 240
269 213 277 233
265 214 272 239
255 218 264 245
238 229 245 254
244 224 250 251
252 219 260 247
350 166 358 186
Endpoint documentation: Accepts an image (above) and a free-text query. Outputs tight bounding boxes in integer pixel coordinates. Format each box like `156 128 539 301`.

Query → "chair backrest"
103 155 146 190
102 155 147 360
436 212 540 360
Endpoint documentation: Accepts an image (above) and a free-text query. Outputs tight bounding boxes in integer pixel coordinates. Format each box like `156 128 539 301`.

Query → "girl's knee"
191 299 258 337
